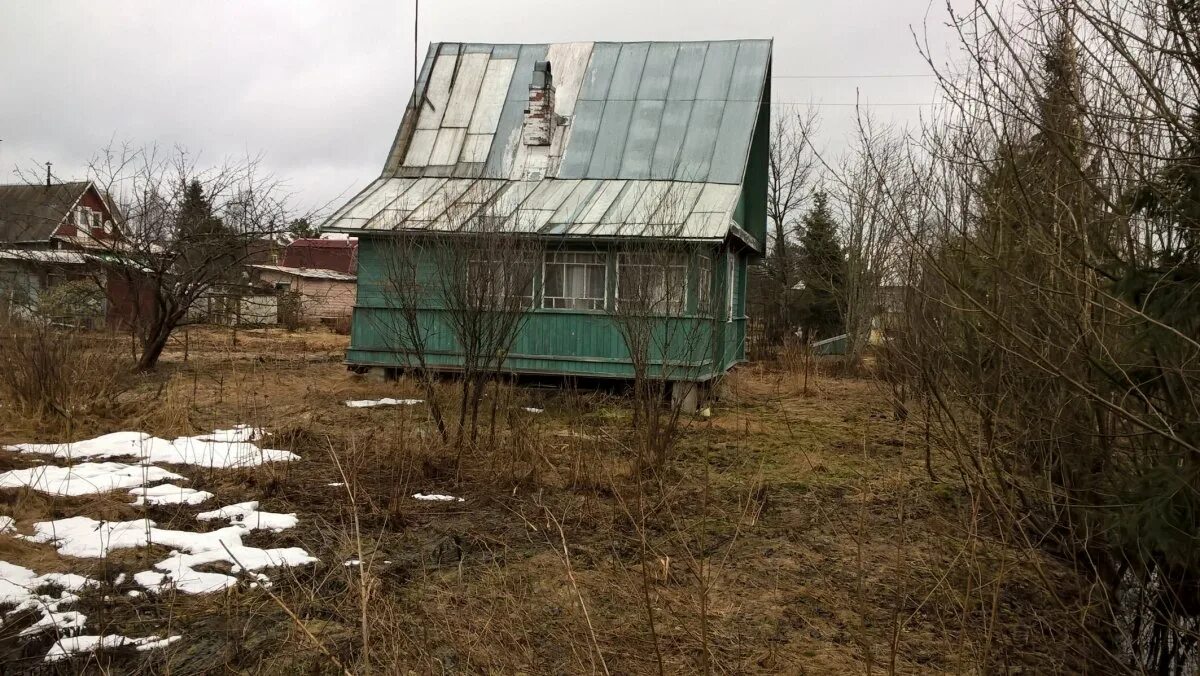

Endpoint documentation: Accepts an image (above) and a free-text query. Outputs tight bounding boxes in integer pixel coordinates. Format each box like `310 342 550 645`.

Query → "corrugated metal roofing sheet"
330 39 770 244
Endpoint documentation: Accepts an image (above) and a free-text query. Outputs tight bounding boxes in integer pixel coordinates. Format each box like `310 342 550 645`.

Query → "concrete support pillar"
670 381 700 414
365 366 390 383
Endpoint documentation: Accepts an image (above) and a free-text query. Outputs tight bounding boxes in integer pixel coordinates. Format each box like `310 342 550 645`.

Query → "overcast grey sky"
0 1 966 216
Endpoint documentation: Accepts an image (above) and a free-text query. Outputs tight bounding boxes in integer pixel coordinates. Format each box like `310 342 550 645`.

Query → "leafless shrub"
0 315 129 420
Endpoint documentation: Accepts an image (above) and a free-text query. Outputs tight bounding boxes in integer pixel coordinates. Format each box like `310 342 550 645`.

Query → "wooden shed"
322 39 771 384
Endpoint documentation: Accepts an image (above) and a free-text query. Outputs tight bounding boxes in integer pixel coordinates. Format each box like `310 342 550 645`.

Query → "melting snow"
196 501 298 532
0 516 13 533
19 609 86 636
0 561 97 607
5 427 297 468
0 463 184 497
523 407 544 413
343 559 361 567
0 560 99 642
413 493 464 502
44 634 181 663
130 484 214 506
345 398 423 408
327 482 345 487
25 514 317 595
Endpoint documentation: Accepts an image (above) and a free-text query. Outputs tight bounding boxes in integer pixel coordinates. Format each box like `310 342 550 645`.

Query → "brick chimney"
522 61 555 146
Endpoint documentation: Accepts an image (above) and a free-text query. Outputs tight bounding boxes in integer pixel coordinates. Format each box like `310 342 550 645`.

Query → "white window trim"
697 253 712 315
541 250 607 311
727 251 736 323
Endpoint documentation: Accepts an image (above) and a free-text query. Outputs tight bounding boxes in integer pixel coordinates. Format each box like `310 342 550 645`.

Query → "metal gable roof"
325 39 770 246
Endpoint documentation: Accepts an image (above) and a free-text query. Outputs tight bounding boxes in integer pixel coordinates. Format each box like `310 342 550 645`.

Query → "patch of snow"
19 610 86 636
44 634 181 663
197 425 263 443
523 407 544 413
345 398 423 408
0 560 97 606
0 561 99 640
26 514 317 596
5 428 298 469
0 463 184 497
196 501 298 532
327 482 345 487
0 516 13 533
138 544 315 594
126 590 142 598
412 493 464 502
130 484 214 506
344 559 361 567
113 573 126 586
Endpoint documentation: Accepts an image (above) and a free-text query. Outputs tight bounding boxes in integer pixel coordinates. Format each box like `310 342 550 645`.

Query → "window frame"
540 250 608 312
616 251 690 316
696 253 712 316
466 251 537 310
726 250 736 323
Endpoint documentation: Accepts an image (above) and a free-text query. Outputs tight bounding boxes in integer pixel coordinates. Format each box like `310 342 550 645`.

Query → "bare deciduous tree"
86 143 294 370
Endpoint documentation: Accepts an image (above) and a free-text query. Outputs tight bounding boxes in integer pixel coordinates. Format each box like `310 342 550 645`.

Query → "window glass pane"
542 251 606 310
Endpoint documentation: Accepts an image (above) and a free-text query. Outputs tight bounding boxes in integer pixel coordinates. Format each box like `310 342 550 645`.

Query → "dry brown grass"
0 326 1108 674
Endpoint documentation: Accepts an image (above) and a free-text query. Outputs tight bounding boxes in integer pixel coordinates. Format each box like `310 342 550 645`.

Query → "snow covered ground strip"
196 501 298 532
4 425 297 468
25 511 318 595
412 493 465 502
0 463 184 497
44 634 182 663
130 484 213 506
345 397 423 408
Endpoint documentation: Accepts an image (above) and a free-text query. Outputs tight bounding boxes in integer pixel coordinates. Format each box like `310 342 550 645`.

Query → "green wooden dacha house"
323 40 771 397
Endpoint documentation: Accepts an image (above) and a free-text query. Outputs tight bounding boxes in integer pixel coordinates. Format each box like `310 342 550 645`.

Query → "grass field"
0 326 1095 674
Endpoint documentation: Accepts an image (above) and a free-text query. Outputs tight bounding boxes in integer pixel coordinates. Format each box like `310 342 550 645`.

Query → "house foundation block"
364 366 391 383
670 381 701 414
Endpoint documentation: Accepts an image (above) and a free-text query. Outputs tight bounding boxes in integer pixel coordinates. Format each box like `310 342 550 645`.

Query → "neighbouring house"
0 181 124 327
249 264 357 328
280 238 357 275
322 40 770 391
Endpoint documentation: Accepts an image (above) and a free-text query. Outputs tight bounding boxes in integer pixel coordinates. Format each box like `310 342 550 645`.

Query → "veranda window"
697 254 712 314
467 253 536 309
617 252 689 315
542 251 606 310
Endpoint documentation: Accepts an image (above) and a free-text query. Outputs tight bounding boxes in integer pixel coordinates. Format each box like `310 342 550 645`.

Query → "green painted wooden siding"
346 235 749 381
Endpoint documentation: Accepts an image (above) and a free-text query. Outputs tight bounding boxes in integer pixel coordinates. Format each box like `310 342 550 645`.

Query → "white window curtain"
542 251 606 310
